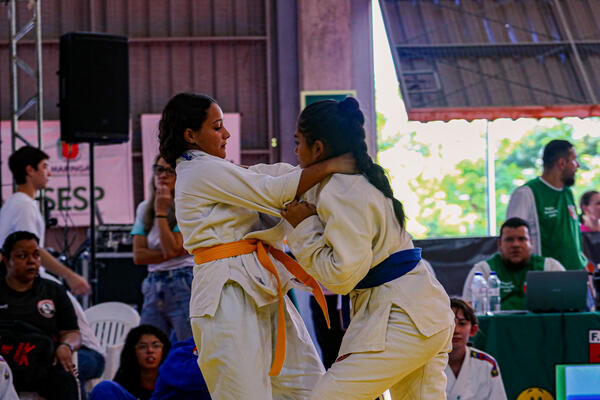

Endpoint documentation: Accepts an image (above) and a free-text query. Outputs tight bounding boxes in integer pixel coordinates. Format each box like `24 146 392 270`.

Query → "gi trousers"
191 282 325 400
310 306 453 400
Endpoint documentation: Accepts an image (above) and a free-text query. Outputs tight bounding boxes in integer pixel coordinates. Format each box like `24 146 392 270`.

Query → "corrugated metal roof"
1 0 271 151
379 0 600 121
1 0 274 204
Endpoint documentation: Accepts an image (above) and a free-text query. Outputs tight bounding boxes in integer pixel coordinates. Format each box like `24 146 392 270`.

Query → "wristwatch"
59 342 74 352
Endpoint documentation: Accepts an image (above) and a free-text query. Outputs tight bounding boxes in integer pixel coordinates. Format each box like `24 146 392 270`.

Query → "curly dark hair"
158 93 216 167
297 97 406 229
113 324 171 397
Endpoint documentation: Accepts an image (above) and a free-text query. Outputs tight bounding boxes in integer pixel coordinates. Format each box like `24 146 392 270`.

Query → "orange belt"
192 239 330 376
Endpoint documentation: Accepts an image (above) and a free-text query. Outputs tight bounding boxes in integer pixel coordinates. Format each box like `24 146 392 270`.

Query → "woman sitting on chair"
90 325 170 400
0 231 81 400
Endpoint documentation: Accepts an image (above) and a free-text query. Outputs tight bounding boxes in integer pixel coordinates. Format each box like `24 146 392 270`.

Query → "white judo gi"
0 356 18 400
286 174 455 400
444 346 507 400
175 150 324 400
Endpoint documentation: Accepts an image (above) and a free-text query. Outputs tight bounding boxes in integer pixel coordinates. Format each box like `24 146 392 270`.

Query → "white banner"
1 121 134 226
140 113 241 199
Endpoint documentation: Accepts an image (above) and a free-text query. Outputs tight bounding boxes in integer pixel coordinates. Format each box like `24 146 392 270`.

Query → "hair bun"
338 97 360 114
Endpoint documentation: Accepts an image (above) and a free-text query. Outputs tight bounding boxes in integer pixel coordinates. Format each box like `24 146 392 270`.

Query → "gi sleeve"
248 162 298 177
180 157 301 217
489 363 508 400
286 185 375 295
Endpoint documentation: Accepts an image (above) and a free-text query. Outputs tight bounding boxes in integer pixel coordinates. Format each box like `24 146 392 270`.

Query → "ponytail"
351 135 406 230
298 97 406 230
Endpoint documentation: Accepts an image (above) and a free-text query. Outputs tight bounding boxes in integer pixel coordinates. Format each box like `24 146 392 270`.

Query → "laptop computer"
526 270 588 313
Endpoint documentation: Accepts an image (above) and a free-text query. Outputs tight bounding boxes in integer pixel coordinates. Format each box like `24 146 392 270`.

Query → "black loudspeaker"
59 32 129 143
95 253 147 311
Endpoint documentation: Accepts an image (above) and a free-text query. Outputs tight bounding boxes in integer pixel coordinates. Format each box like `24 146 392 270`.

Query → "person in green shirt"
506 139 587 270
463 217 565 310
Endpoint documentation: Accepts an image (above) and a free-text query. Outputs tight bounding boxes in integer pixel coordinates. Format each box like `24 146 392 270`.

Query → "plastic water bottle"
487 271 501 314
471 272 489 316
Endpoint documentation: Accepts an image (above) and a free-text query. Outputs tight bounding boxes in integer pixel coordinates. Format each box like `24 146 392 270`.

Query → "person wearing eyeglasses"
90 325 171 400
131 155 195 341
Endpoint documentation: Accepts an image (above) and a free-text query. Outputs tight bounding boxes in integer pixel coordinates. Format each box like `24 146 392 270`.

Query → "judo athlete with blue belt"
282 97 454 400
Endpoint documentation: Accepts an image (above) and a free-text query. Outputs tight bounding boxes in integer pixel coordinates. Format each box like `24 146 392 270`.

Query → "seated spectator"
91 325 170 400
0 231 81 400
150 337 211 400
463 217 565 310
580 190 600 232
445 298 507 400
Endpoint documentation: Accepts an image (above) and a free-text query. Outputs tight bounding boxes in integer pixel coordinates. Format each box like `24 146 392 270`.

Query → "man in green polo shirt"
506 139 587 270
463 217 565 310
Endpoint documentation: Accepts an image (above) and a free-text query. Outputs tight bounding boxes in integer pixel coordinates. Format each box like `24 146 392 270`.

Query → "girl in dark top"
91 325 170 400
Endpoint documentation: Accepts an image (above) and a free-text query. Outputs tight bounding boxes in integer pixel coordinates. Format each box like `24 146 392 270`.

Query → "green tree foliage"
400 120 600 238
377 111 402 152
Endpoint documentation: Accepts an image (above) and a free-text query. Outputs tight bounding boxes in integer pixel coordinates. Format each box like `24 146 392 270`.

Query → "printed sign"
1 121 134 226
140 113 241 199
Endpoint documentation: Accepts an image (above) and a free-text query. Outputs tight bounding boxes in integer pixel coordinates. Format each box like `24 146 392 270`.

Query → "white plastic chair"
84 302 140 383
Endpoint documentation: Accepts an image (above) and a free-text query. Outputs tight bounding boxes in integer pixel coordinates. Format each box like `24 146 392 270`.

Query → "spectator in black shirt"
0 231 81 400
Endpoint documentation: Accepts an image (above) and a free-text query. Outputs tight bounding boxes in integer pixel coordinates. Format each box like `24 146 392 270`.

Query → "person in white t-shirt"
0 146 104 399
0 146 90 294
445 298 507 400
131 155 195 340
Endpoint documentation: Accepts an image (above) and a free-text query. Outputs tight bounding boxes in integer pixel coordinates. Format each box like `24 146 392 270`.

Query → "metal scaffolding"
5 0 44 203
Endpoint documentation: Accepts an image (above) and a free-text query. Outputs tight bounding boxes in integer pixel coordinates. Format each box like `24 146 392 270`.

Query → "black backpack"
0 319 55 392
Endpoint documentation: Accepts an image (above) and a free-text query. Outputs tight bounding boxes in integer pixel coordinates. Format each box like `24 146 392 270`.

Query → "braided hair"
158 93 216 168
297 97 406 230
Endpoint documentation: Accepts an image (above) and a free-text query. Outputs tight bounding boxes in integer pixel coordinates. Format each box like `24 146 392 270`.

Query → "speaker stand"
89 141 97 305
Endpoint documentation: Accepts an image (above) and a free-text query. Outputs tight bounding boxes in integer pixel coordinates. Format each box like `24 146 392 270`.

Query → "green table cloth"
472 312 600 399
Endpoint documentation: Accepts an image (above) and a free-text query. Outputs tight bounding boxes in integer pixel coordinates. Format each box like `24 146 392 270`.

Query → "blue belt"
354 248 422 289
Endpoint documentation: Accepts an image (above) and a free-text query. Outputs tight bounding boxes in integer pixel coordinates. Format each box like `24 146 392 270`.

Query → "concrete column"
296 0 377 157
298 0 353 91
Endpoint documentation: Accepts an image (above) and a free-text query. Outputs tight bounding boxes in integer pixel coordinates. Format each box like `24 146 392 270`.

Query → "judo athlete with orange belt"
157 93 356 400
